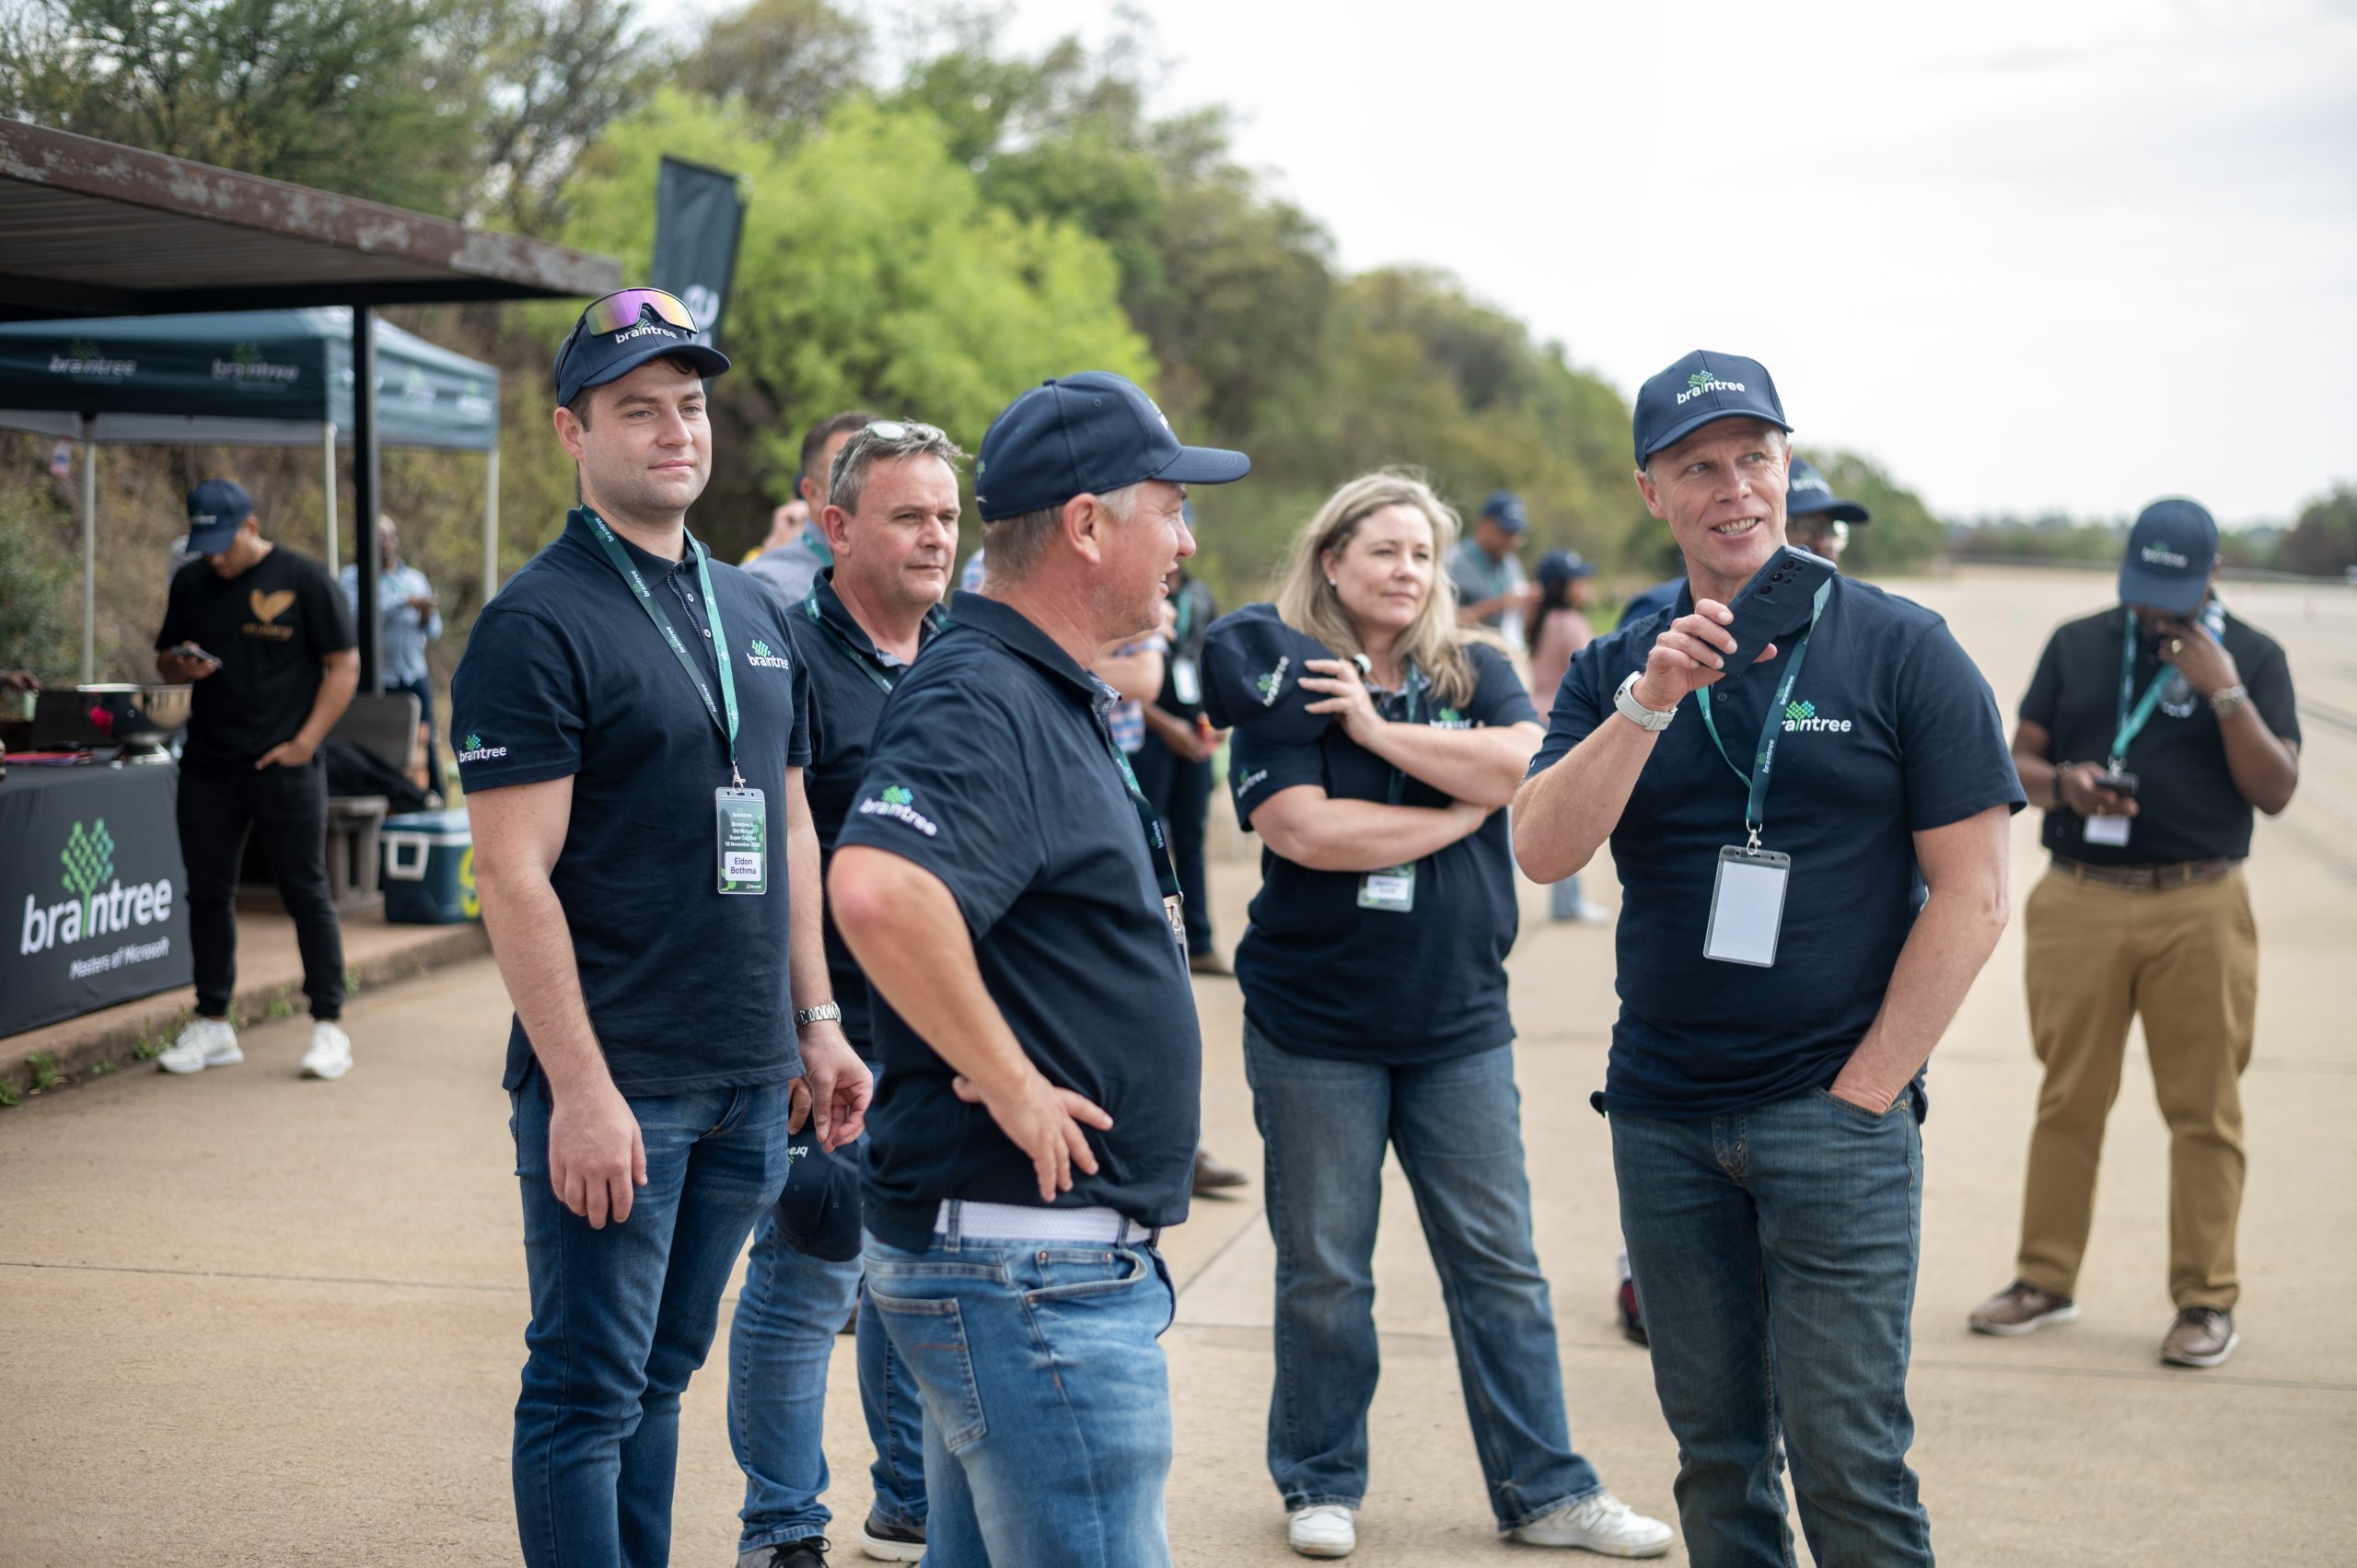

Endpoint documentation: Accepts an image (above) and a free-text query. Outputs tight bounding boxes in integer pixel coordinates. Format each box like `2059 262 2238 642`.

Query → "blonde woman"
1211 471 1673 1561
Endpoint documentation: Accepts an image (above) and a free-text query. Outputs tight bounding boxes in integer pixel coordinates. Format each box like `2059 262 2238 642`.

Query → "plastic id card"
1171 655 1202 707
1358 863 1416 912
716 786 768 895
1704 845 1790 967
2084 814 2132 847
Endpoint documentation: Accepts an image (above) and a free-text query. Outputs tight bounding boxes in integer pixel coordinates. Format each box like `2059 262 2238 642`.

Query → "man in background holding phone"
1971 498 2300 1368
153 478 360 1080
1513 351 2021 1565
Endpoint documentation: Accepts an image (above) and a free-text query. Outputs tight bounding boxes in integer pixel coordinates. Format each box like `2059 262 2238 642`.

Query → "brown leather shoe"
1188 948 1234 978
1191 1147 1248 1194
1968 1281 2080 1336
2160 1307 2238 1367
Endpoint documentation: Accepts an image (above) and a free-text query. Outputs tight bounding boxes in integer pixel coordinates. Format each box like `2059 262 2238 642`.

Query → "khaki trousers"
2015 865 2258 1310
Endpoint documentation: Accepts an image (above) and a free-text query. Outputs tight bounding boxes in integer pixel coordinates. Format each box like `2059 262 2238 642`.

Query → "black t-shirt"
451 510 814 1097
1155 575 1218 718
1229 641 1538 1063
786 571 946 1051
1528 576 2026 1119
835 592 1202 1250
157 547 355 771
2020 604 2299 865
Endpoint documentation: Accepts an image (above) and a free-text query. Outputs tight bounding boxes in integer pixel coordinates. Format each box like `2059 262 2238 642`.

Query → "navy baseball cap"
185 479 253 553
1633 350 1792 468
769 1123 863 1262
1480 491 1530 533
975 371 1249 522
1200 602 1338 747
2118 498 2219 616
553 287 730 409
1786 457 1870 524
1536 549 1596 590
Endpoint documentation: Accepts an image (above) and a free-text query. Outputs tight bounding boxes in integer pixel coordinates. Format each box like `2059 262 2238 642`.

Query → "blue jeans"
862 1216 1178 1568
1242 1021 1603 1529
1611 1087 1932 1567
510 1066 795 1568
727 1211 928 1550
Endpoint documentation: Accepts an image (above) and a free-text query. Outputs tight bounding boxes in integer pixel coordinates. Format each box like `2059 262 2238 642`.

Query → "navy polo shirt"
452 509 814 1097
835 591 1202 1251
1528 576 2024 1118
786 570 947 1051
1230 642 1538 1063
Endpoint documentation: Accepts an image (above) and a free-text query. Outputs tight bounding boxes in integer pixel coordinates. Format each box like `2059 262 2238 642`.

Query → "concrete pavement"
3 567 2351 1566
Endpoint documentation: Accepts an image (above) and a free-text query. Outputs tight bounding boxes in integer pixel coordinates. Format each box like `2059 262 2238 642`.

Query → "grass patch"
26 1051 61 1092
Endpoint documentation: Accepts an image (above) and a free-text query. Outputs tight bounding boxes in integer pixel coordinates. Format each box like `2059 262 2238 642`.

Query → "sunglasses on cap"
860 419 945 442
555 288 701 377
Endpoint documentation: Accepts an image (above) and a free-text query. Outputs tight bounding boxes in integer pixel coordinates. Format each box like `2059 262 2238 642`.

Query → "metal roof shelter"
0 119 621 687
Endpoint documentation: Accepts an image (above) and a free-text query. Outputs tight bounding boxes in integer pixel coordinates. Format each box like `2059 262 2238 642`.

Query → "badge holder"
715 785 768 895
1705 842 1790 967
1358 864 1416 912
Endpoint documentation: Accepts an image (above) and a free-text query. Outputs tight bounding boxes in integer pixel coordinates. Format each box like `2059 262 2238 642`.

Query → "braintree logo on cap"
1255 656 1290 706
2141 544 2190 569
746 638 792 670
856 784 938 836
1677 369 1747 406
1794 470 1832 494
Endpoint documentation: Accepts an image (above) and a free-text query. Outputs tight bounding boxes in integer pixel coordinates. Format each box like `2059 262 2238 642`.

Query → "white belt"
935 1199 1155 1246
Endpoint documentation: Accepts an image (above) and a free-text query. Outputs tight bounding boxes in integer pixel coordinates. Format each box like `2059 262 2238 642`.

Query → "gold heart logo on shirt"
249 588 296 623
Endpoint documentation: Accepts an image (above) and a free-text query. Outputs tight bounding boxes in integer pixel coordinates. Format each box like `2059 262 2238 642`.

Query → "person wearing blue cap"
453 287 872 1568
1212 471 1673 1561
1783 456 1869 562
1969 497 2301 1370
827 370 1248 1568
1449 488 1537 647
152 477 360 1081
1515 350 2025 1566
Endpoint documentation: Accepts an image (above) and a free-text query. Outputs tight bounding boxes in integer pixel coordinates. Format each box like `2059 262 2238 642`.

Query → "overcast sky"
667 0 2357 522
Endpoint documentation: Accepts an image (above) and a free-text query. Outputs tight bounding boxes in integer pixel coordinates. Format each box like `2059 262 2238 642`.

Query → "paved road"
4 568 2351 1566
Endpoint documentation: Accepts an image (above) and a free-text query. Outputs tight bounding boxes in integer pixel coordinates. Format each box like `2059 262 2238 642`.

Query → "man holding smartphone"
1971 499 2301 1367
1513 351 2022 1566
153 479 359 1080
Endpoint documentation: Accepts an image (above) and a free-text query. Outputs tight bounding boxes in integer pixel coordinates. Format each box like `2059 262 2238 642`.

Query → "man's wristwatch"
2209 683 2248 720
1613 670 1678 732
793 1002 842 1031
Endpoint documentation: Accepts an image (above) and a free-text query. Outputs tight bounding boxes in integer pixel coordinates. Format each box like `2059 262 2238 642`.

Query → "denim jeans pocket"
1019 1245 1154 1306
865 1289 988 1453
1813 1086 1906 1123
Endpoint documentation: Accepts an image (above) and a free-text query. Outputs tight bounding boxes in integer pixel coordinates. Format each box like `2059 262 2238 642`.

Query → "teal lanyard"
585 507 742 786
802 590 944 696
1694 581 1829 850
1382 664 1426 806
1173 583 1193 645
1095 707 1183 903
807 529 834 567
2110 607 2170 769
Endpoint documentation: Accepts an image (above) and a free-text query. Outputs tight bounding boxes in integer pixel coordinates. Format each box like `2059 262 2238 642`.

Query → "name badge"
715 786 768 895
1171 655 1202 707
1705 845 1790 967
1163 895 1189 955
1357 863 1417 912
2084 814 2131 847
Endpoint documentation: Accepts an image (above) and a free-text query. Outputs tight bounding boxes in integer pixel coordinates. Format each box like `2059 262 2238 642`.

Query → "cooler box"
380 808 477 924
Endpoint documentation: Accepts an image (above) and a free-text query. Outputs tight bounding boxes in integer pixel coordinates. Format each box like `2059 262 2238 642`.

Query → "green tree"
0 464 79 683
676 0 865 133
2275 484 2357 578
1800 449 1947 574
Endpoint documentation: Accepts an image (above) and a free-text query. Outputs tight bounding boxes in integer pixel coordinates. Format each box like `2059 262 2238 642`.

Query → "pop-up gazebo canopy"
0 308 502 678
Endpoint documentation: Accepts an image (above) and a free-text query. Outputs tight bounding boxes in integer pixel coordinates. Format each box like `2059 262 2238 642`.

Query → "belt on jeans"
2051 854 2236 891
935 1199 1157 1246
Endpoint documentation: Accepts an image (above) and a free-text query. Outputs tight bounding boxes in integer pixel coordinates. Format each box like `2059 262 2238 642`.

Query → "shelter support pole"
80 415 96 683
323 423 338 575
353 308 382 693
483 447 501 603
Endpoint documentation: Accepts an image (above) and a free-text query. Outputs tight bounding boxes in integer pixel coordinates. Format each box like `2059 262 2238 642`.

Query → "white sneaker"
1511 1490 1675 1557
1287 1504 1356 1558
156 1017 242 1074
299 1021 353 1080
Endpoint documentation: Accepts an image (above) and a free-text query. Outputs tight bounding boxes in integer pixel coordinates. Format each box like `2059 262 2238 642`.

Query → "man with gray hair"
725 418 964 1567
828 372 1248 1567
1515 351 2021 1565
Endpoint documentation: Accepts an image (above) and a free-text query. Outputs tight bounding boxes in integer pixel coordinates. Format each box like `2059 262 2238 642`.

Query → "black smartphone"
2096 768 2139 798
1716 545 1839 671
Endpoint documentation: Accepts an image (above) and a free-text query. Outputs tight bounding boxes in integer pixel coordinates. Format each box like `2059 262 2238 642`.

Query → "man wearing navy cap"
1783 456 1869 562
154 478 359 1081
829 370 1248 1568
454 288 870 1568
1450 488 1536 646
1970 498 2300 1369
1514 350 2022 1564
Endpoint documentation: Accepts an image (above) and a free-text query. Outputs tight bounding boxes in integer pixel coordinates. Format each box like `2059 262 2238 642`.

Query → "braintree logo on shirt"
2141 544 2189 569
1676 369 1747 406
857 784 938 837
1782 699 1852 734
1430 705 1471 731
1255 656 1290 705
458 732 509 762
745 638 792 670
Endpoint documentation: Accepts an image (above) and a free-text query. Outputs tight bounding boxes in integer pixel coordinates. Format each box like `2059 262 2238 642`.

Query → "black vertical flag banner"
652 156 747 350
